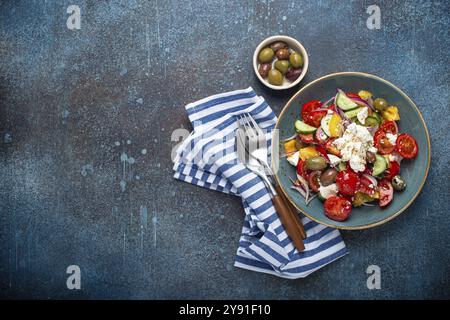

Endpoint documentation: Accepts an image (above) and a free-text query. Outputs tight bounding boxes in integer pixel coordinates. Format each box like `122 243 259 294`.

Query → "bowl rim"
253 35 309 90
273 71 431 230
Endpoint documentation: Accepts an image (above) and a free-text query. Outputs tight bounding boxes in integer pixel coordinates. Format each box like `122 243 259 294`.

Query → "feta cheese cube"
319 183 339 199
357 107 369 125
332 123 375 172
327 154 341 166
386 133 397 145
286 151 300 167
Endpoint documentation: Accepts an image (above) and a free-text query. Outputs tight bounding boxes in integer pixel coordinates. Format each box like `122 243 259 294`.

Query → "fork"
236 114 306 251
238 113 306 237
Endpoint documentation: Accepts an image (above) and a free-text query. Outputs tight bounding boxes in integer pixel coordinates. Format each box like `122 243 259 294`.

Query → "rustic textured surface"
0 0 449 299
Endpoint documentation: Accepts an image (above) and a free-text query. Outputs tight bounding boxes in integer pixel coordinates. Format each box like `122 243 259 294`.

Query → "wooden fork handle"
272 195 305 252
275 183 307 239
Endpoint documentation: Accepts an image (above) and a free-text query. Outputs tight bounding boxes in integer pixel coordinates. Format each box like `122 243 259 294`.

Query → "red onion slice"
367 125 379 136
363 173 378 188
283 133 298 142
362 202 376 207
315 127 328 143
291 185 306 198
321 96 335 109
350 97 375 110
337 106 350 120
305 193 318 206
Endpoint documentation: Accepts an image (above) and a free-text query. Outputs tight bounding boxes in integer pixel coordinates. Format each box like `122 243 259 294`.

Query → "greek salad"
284 89 419 222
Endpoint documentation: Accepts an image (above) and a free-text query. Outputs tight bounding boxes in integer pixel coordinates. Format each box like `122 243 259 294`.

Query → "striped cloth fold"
173 87 347 279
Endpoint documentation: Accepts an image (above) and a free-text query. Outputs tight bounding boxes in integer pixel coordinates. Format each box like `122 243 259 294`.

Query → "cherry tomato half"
308 171 321 192
374 130 396 155
358 174 376 195
304 109 327 127
336 170 360 196
301 100 322 121
384 161 400 181
379 121 398 135
296 159 309 179
379 179 394 207
395 133 418 159
324 196 352 221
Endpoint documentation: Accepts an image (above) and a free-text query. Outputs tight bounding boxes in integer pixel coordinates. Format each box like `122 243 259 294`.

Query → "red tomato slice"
396 133 418 159
308 171 321 192
304 110 327 127
327 103 336 112
296 159 309 179
324 196 352 221
374 130 396 155
301 100 322 121
379 179 394 207
384 161 400 181
379 121 398 135
315 145 330 162
346 92 361 99
336 170 360 196
358 174 376 195
298 133 316 144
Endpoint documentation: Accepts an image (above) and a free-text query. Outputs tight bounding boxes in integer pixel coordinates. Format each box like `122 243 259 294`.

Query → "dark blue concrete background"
0 0 449 299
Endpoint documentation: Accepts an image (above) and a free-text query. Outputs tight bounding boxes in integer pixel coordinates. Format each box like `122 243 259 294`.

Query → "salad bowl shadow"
273 72 431 230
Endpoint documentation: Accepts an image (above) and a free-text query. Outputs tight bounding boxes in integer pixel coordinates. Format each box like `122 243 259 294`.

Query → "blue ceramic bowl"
273 72 431 229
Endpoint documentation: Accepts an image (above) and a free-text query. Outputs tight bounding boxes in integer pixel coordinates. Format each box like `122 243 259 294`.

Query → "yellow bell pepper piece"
299 146 320 161
329 113 342 137
358 90 373 100
284 139 297 155
382 106 400 121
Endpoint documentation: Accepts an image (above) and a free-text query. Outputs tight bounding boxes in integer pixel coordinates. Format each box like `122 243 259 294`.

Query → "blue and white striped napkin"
173 87 347 279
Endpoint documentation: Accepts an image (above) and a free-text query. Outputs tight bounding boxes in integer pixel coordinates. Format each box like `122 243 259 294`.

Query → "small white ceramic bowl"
253 35 309 90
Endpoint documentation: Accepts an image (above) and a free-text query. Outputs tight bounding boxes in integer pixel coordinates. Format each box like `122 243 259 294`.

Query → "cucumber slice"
373 154 387 176
336 90 359 111
344 107 364 119
295 120 317 134
320 114 332 136
372 111 382 123
364 116 379 127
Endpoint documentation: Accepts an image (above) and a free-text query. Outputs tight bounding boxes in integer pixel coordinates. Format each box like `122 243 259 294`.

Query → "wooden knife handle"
272 195 305 252
275 183 307 239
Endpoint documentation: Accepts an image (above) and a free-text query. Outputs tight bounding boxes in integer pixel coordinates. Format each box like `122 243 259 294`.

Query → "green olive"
373 98 388 111
289 52 303 68
392 175 406 191
274 60 290 75
275 48 290 60
258 48 274 63
268 69 283 86
306 156 327 170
